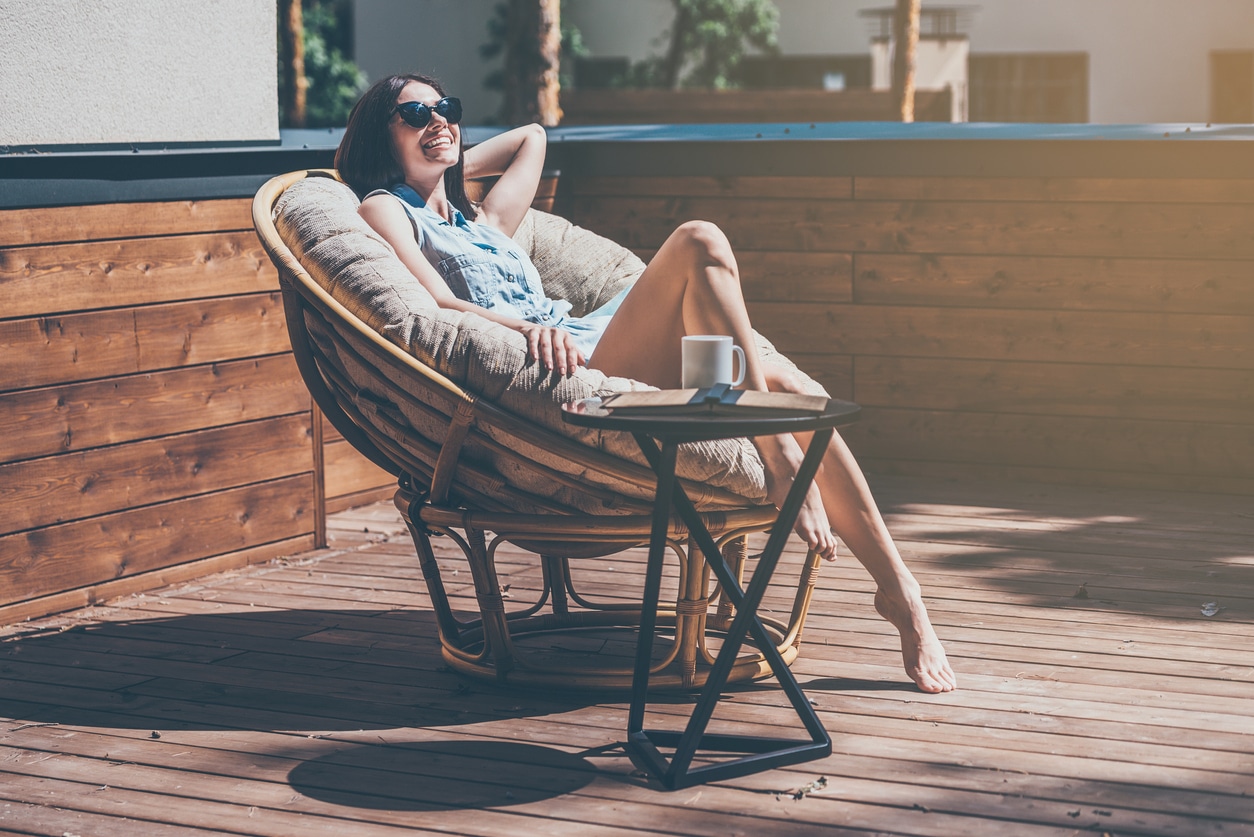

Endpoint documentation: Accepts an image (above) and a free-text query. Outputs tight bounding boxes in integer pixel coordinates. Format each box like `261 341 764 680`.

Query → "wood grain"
0 199 253 248
1 354 309 464
323 438 394 501
0 476 314 605
747 301 1254 370
0 534 313 626
571 195 1254 259
325 485 396 515
854 252 1254 315
737 250 852 302
1 292 292 392
853 355 1254 424
0 415 314 536
0 231 278 319
845 406 1254 479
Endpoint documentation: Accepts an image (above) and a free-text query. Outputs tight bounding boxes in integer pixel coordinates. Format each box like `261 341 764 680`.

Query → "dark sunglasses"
393 97 463 129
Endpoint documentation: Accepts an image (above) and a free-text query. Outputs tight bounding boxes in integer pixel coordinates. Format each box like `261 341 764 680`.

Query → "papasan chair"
252 169 834 691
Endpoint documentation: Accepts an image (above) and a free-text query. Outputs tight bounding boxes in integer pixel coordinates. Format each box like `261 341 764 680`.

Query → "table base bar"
629 727 830 790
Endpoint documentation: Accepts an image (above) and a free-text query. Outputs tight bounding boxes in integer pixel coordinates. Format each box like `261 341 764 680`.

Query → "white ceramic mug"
681 335 746 389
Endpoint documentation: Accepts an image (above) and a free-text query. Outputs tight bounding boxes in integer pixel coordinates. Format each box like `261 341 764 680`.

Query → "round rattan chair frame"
252 170 824 690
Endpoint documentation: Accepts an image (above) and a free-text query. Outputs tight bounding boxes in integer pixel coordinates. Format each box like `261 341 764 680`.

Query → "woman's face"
390 81 461 179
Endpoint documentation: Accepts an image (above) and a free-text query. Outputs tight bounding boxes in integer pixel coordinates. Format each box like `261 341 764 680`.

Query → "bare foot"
874 589 957 693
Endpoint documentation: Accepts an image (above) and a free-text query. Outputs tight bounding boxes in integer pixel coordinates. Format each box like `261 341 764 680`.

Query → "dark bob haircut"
334 73 476 219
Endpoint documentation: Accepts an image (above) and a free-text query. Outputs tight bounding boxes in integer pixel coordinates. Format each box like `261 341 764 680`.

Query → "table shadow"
287 739 597 810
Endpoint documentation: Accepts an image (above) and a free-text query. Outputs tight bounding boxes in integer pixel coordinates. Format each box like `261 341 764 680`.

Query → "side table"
562 397 861 789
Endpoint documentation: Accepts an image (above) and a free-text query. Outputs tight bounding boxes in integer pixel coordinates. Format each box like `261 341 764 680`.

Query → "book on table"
599 384 829 417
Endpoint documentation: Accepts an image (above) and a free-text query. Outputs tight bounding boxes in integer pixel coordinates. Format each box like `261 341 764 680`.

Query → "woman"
336 74 956 693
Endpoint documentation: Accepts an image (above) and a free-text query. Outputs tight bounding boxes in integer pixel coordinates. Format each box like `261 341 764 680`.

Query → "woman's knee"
672 220 735 270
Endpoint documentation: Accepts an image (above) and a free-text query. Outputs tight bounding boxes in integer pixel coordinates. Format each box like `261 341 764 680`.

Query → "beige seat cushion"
275 174 828 511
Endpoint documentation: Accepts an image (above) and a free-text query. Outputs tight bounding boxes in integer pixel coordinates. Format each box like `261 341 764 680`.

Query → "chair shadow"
0 609 589 732
287 739 597 810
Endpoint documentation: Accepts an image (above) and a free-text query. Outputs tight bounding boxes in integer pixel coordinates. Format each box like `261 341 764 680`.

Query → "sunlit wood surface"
2 475 1251 836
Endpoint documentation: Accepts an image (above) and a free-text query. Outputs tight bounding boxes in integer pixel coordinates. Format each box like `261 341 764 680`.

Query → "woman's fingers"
525 327 542 364
538 328 556 373
564 336 583 375
522 326 580 376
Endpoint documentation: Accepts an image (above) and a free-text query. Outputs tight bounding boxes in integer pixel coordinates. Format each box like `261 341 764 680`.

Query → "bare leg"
764 366 956 693
591 222 836 559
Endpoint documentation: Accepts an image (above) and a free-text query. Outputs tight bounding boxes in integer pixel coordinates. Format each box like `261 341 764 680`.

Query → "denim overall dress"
377 183 628 361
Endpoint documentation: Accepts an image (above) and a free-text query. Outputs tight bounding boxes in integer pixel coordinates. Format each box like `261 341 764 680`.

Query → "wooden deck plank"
2 725 1242 837
1 475 1251 836
6 715 1250 825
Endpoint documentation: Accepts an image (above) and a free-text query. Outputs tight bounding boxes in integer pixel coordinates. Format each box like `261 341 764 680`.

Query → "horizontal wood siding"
321 414 395 514
0 198 381 620
566 175 1254 493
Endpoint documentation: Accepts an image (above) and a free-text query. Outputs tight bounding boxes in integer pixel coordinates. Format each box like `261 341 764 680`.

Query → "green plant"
629 0 779 89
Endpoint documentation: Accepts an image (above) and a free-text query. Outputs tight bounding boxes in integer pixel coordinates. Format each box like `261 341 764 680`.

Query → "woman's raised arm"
463 123 547 237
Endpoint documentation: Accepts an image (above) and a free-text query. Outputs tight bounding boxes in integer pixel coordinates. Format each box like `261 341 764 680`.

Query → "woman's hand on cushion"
519 324 583 377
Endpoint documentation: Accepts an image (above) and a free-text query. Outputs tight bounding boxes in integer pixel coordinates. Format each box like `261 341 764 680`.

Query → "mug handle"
731 345 746 387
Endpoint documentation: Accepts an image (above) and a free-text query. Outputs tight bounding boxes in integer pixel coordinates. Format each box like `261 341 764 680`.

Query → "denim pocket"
438 251 520 307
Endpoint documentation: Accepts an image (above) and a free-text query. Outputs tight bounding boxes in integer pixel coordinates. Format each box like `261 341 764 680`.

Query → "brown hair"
334 73 476 219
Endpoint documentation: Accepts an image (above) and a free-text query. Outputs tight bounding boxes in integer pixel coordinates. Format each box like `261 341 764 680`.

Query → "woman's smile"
423 133 454 151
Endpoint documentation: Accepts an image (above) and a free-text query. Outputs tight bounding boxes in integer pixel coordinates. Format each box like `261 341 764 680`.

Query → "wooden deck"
1 475 1252 836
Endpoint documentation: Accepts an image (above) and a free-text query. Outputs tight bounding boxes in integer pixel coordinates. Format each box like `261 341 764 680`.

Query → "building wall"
565 0 1254 124
353 0 506 125
0 0 277 146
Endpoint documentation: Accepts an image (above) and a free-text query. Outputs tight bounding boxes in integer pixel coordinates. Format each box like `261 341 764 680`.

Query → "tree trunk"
279 0 307 128
891 0 920 122
504 0 563 126
661 0 692 90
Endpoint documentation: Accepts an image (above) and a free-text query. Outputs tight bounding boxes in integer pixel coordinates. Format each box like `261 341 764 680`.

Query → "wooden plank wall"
0 198 390 623
560 89 954 124
565 175 1254 495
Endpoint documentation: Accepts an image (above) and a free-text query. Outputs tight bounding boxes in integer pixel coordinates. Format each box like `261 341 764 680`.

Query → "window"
739 55 872 90
969 53 1089 122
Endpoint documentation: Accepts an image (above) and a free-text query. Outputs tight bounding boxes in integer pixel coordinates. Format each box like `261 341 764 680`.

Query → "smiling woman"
330 73 958 694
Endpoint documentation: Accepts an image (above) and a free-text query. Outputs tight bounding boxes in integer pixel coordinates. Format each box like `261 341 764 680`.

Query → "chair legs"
395 485 822 690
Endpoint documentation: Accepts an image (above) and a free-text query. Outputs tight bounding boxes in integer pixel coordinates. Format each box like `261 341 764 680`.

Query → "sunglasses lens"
435 97 463 124
397 102 432 128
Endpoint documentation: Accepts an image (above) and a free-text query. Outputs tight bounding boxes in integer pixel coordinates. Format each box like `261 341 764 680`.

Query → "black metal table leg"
627 428 835 790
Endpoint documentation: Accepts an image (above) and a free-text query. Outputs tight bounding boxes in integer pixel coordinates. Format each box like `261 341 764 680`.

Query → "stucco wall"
0 0 278 147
